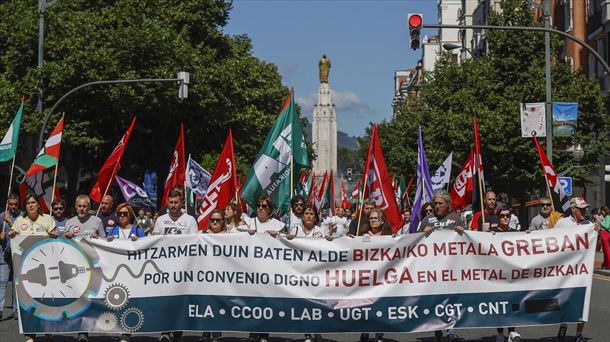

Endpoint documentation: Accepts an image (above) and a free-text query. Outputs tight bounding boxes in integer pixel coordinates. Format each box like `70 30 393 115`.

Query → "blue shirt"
1 210 22 253
106 224 145 239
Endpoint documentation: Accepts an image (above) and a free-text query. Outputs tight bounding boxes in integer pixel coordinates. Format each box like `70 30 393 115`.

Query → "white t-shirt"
153 213 198 235
320 216 332 234
118 227 133 240
253 217 285 234
554 215 589 228
293 225 325 238
327 216 348 237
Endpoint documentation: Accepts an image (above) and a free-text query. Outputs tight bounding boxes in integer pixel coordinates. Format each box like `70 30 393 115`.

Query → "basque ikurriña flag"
26 115 64 177
241 90 309 216
90 117 137 203
197 130 238 230
361 123 402 233
408 126 434 233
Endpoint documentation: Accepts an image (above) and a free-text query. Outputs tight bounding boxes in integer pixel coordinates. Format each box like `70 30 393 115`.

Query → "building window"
564 0 573 32
566 57 574 71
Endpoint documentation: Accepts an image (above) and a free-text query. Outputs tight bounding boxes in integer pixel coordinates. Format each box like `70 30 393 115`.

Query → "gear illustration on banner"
120 307 144 332
103 283 130 310
96 312 118 331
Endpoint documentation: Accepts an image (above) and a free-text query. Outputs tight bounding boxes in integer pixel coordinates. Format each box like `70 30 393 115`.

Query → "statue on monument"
319 54 331 84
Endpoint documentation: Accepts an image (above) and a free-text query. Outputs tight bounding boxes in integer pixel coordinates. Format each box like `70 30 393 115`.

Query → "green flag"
0 101 24 162
241 91 310 216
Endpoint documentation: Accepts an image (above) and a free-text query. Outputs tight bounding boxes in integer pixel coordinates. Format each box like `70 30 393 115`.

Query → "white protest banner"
12 226 596 334
520 102 546 137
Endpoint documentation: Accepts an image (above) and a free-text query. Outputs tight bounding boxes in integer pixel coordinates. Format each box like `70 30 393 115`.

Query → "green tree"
371 0 609 206
0 0 296 202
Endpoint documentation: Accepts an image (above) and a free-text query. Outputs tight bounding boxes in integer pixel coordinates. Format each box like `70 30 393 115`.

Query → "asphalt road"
1 274 609 342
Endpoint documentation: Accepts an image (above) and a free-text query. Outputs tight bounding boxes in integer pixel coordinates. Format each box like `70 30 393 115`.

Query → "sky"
223 0 438 137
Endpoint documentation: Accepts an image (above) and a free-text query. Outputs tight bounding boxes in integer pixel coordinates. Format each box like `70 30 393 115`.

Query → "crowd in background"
0 187 607 342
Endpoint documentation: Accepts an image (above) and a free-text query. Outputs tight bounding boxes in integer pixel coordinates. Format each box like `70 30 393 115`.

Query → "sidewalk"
594 251 610 276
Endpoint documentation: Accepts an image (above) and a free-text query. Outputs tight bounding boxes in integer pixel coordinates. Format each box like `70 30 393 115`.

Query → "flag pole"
4 155 16 214
50 163 59 209
355 173 368 236
476 155 486 228
96 162 120 216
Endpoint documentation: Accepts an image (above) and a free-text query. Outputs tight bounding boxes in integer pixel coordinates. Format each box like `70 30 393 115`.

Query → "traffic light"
177 71 189 99
408 13 423 50
605 165 610 182
347 168 353 181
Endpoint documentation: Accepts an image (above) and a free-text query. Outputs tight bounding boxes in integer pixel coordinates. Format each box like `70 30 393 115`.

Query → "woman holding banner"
224 202 249 232
105 203 145 242
360 208 389 342
201 208 233 341
9 195 56 342
287 204 328 342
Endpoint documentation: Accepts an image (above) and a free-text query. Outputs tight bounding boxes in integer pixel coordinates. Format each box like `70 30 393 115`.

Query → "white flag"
520 102 546 137
431 152 453 191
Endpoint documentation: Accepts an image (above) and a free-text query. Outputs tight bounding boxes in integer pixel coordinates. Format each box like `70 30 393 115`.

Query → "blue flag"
552 102 578 137
408 127 434 233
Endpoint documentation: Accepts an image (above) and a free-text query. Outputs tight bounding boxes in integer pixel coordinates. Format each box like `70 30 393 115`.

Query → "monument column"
312 55 337 176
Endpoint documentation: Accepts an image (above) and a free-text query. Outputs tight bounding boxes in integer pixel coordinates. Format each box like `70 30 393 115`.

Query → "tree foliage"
371 0 609 203
0 0 294 199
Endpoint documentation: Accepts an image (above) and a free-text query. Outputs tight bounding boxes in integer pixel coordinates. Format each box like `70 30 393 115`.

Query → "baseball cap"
570 197 590 209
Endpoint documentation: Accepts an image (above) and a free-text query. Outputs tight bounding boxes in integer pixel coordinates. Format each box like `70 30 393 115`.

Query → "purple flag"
408 126 434 233
115 175 154 209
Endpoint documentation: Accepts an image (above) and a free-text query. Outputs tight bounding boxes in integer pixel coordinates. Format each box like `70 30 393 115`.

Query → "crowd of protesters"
0 187 607 342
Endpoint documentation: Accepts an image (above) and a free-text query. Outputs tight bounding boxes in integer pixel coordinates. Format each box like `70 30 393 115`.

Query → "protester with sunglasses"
360 208 390 342
284 196 305 234
106 203 145 242
249 195 285 237
50 197 67 237
490 205 522 342
528 197 553 231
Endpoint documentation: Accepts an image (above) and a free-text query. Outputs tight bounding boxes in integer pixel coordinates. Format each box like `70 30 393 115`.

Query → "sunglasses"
541 203 551 207
52 207 64 211
257 204 269 209
117 211 130 217
210 218 223 223
293 203 304 207
425 208 434 213
369 217 381 221
499 214 511 218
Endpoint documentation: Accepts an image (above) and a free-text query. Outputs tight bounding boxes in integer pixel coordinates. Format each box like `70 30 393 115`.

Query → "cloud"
296 89 374 119
276 63 304 83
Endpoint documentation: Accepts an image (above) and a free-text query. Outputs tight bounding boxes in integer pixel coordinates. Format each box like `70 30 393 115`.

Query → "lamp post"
442 42 476 60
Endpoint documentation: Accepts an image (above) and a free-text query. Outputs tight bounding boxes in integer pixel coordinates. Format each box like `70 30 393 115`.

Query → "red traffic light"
408 14 423 28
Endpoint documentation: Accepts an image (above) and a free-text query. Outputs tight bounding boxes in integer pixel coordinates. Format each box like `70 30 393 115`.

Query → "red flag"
306 169 316 205
161 124 186 208
361 124 402 233
404 176 414 205
197 130 238 230
90 117 137 203
314 171 328 210
450 150 475 211
329 170 335 214
533 136 570 213
341 178 349 209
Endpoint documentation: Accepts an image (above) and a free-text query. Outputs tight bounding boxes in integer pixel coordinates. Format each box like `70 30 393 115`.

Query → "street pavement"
1 253 609 342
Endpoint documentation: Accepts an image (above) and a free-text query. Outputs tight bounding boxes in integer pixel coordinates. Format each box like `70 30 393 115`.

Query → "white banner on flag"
431 152 453 191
